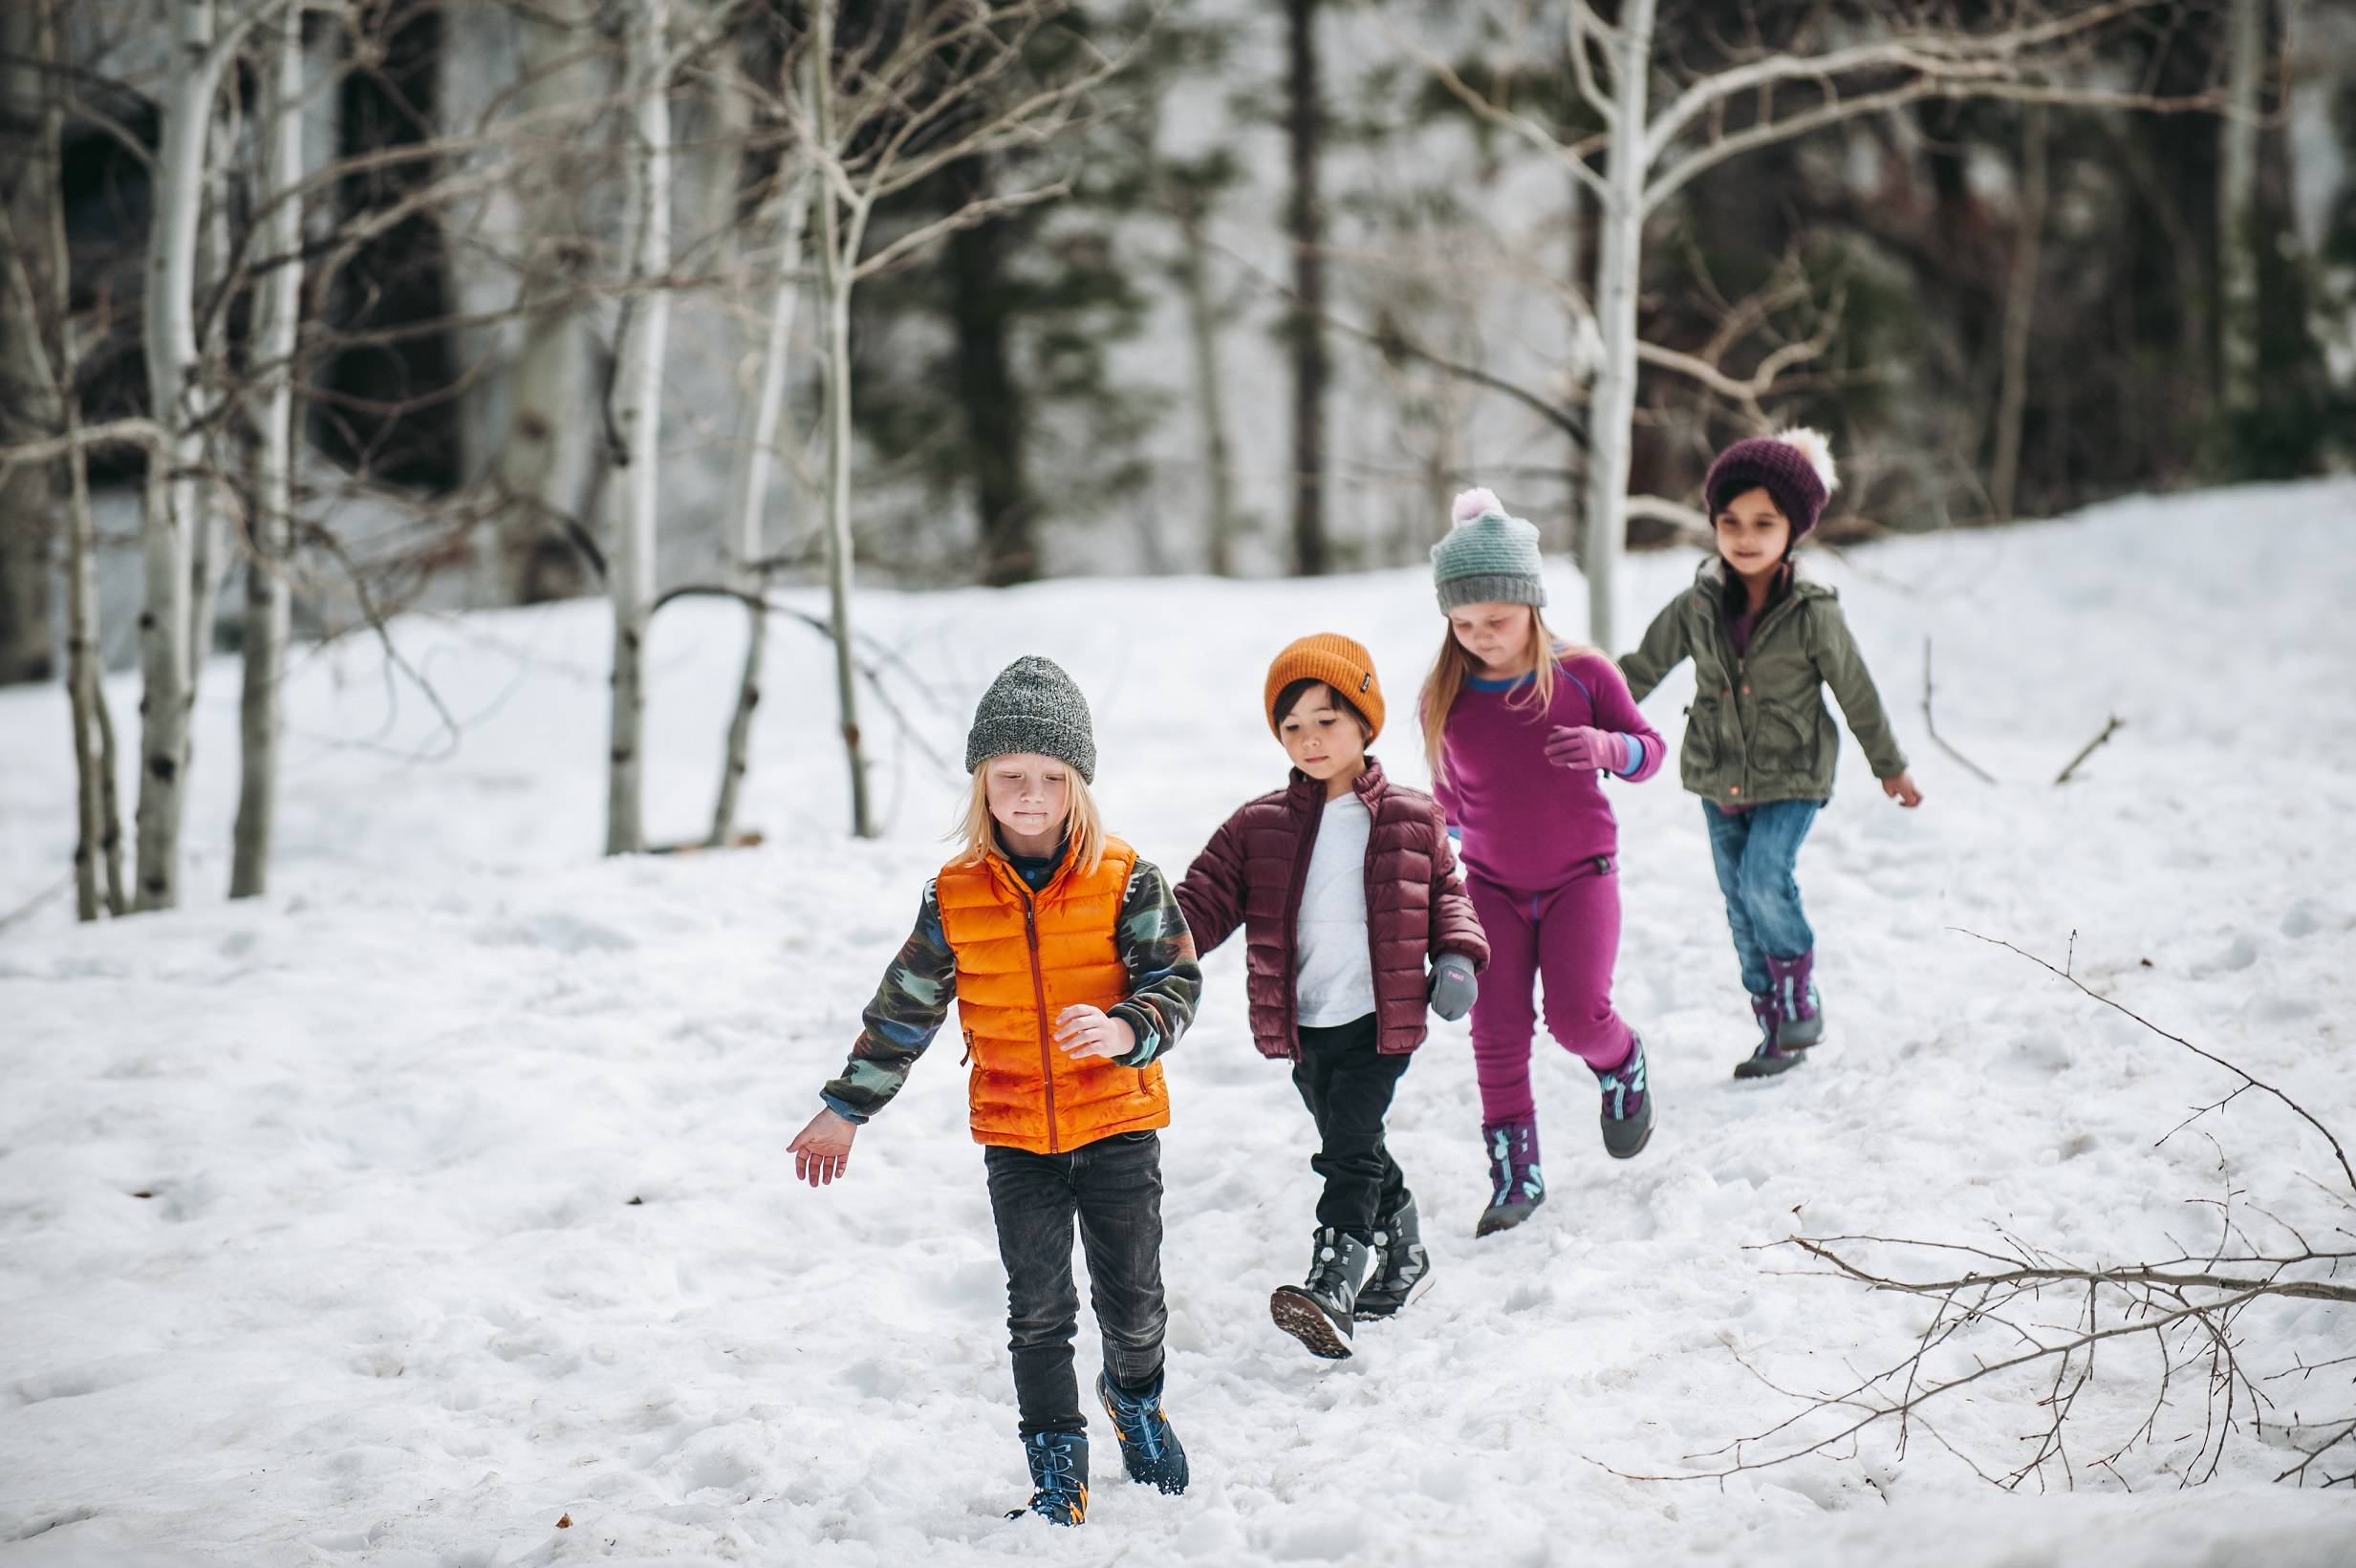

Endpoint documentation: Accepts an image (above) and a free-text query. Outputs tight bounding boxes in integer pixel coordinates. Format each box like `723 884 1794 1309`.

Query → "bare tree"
489 0 609 605
1 0 126 918
134 0 232 911
603 0 674 857
708 172 810 850
0 2 59 690
785 0 1125 838
1403 0 2224 647
231 2 307 899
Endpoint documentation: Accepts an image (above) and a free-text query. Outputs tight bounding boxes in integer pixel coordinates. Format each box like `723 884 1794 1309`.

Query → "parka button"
1730 785 1742 797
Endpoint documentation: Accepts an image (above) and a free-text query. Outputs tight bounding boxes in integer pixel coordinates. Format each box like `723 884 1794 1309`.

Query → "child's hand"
1428 953 1479 1021
1545 725 1629 774
788 1107 858 1187
1882 772 1924 808
1054 1005 1136 1062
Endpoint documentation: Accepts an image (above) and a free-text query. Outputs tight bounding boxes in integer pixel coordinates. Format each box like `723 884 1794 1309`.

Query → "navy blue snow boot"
1008 1431 1089 1525
1096 1370 1188 1494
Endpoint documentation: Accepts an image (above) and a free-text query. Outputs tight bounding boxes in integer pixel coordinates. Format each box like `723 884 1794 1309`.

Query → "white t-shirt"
1294 792 1377 1028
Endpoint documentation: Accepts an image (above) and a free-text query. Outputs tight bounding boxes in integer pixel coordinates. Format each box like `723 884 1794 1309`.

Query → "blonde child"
1423 490 1664 1238
787 656 1201 1526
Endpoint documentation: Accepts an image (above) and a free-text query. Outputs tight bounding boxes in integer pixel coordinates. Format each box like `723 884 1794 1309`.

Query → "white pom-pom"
1451 487 1502 526
1771 427 1838 495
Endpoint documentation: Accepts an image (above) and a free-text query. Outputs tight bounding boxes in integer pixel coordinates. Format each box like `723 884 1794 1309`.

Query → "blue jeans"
1702 800 1820 997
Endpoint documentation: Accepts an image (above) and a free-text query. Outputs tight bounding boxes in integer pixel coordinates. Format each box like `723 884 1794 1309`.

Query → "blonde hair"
951 762 1107 877
1419 606 1596 784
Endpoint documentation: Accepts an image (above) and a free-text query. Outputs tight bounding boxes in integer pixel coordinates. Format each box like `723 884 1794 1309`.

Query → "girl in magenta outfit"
1420 488 1662 1237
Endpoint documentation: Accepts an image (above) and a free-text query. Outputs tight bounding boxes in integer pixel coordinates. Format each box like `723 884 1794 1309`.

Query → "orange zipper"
1023 890 1059 1153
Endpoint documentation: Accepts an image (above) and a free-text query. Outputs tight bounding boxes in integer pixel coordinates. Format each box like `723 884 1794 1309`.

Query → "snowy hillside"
3 483 2354 1566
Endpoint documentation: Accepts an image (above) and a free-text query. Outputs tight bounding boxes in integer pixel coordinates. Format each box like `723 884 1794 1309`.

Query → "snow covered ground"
3 483 2354 1567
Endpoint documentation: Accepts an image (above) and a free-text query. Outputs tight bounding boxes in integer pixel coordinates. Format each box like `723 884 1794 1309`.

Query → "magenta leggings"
1466 866 1636 1124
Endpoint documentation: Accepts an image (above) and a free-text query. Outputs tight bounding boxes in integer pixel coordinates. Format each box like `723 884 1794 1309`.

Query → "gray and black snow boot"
1007 1431 1089 1525
1095 1370 1188 1494
1269 1227 1370 1359
1354 1195 1433 1321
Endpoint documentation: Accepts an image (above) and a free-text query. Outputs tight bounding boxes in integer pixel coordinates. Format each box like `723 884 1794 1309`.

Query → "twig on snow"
1921 637 1998 784
2054 715 2126 785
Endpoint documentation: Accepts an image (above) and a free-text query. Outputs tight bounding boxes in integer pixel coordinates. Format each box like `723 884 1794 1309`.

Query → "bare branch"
2054 715 2126 785
1951 931 2356 1196
1367 4 1613 206
1921 637 1999 784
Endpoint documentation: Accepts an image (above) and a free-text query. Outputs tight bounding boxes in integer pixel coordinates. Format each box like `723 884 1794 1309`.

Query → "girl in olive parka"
1619 428 1922 1081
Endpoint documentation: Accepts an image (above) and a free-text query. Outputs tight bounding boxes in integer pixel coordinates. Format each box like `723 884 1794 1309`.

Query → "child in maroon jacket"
1176 634 1488 1361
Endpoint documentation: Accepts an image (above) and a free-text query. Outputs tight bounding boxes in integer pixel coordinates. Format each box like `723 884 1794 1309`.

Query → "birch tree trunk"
232 7 304 899
491 0 603 605
709 185 807 848
1991 104 2049 523
3 0 96 913
137 0 223 912
811 9 874 840
2218 0 2265 420
1285 0 1329 576
186 88 241 681
1581 0 1654 655
97 674 128 913
0 1 57 691
603 0 671 856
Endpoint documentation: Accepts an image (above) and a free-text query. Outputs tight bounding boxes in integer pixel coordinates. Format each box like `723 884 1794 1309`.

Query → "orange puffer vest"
934 835 1171 1154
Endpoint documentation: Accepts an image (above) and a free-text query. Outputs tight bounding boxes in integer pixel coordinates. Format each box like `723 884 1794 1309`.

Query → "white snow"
3 483 2354 1566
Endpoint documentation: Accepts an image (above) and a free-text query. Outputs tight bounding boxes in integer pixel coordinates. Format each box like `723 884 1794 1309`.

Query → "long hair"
1419 607 1596 784
949 764 1108 878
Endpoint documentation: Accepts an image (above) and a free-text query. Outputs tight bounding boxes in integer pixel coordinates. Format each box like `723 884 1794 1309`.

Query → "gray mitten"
1428 952 1479 1021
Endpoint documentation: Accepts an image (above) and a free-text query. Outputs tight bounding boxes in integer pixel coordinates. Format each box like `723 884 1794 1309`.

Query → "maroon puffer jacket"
1175 759 1489 1059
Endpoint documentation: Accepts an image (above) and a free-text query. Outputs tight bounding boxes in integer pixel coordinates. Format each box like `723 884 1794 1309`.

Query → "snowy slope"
2 483 2354 1567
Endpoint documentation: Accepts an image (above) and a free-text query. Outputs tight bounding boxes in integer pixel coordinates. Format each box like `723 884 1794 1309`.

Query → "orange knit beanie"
1264 634 1385 741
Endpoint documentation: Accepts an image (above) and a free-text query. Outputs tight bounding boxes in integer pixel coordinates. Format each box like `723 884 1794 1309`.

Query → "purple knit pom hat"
1703 427 1839 545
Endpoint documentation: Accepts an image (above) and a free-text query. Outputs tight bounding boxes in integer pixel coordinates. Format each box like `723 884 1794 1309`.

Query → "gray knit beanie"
1431 487 1547 612
965 655 1097 783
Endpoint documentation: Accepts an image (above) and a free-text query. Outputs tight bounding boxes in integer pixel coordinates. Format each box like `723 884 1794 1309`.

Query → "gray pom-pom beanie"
1430 487 1546 612
965 655 1097 783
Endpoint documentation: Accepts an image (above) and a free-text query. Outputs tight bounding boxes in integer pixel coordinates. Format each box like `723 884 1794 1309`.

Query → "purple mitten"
1545 725 1630 774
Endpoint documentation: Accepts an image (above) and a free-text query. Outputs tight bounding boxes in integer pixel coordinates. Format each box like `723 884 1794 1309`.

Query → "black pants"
1292 1013 1413 1242
983 1129 1168 1439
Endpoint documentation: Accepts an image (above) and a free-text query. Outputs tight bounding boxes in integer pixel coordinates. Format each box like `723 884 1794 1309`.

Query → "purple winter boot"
1474 1118 1544 1237
1733 991 1805 1080
1766 951 1823 1048
1592 1032 1654 1159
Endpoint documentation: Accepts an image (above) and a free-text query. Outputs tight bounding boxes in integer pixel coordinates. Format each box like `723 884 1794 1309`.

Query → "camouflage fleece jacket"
818 852 1200 1124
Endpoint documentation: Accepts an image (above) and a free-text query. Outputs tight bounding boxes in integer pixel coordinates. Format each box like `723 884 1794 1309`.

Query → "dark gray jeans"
983 1129 1168 1438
